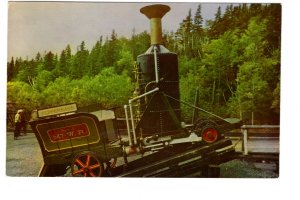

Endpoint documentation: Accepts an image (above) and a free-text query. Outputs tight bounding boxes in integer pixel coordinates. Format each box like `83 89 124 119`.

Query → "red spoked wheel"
201 127 219 143
71 152 104 177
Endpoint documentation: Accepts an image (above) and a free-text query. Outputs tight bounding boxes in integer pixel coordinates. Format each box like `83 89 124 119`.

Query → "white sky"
7 1 229 60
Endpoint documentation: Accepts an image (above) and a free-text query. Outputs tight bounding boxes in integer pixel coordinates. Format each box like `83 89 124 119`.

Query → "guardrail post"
242 127 248 155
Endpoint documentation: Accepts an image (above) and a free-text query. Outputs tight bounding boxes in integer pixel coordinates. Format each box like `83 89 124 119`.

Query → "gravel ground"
6 132 43 176
219 159 278 178
6 131 278 178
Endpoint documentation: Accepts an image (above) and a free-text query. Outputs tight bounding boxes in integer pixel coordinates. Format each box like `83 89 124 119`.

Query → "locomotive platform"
111 138 236 177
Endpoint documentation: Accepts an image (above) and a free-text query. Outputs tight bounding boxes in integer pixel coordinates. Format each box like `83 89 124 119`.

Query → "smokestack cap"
140 4 170 19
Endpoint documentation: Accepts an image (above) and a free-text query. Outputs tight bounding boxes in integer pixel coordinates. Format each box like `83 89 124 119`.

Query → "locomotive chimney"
140 4 170 45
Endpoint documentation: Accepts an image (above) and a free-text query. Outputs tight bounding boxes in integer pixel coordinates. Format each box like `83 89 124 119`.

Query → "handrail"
241 125 279 155
241 125 280 129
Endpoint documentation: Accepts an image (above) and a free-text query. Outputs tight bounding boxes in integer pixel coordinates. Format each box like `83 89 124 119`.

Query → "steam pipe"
124 105 133 146
128 87 159 145
128 103 137 145
130 87 159 102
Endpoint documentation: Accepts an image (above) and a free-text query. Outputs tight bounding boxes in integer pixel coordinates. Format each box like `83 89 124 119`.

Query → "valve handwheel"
71 152 104 177
104 158 117 176
201 126 220 143
106 158 117 169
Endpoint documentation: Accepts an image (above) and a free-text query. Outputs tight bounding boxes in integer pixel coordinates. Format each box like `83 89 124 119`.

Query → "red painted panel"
47 123 90 142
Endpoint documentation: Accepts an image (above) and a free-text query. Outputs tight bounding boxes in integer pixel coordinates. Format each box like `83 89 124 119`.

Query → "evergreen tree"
43 51 56 71
176 9 193 57
87 40 102 76
208 6 223 39
35 52 42 62
264 4 281 53
65 44 73 75
192 4 205 58
107 29 119 68
71 41 89 78
193 4 203 32
129 30 150 58
7 57 15 81
54 50 67 77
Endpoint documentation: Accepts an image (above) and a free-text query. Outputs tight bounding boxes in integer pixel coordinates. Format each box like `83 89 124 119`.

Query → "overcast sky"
7 1 229 60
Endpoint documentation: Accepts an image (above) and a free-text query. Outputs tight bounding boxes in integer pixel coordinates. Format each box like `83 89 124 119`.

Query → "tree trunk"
211 79 216 104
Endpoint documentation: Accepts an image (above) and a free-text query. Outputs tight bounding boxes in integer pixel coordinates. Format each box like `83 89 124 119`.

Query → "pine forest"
7 4 281 124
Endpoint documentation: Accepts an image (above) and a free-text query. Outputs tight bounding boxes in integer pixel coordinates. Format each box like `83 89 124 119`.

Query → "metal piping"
130 87 159 102
144 81 156 93
165 94 235 123
128 101 137 145
128 87 159 145
144 81 156 104
124 105 133 146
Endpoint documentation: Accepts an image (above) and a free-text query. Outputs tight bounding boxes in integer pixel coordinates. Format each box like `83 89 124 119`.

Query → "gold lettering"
77 129 84 136
66 131 74 138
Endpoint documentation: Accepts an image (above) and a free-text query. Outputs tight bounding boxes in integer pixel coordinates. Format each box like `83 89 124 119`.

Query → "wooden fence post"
242 127 248 155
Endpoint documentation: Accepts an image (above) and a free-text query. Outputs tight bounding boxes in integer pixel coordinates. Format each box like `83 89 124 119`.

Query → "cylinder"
137 51 181 135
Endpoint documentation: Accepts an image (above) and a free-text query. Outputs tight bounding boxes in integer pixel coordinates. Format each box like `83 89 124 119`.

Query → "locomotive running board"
117 138 236 177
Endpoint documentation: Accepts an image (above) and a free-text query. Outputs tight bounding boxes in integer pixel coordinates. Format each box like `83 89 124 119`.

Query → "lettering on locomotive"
47 123 89 142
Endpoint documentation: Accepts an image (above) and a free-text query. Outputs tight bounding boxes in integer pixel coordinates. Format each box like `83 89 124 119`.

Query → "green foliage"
7 81 37 111
177 4 280 124
32 70 54 92
7 3 281 124
271 82 280 114
227 17 280 123
115 49 135 75
180 66 211 120
130 30 151 58
7 69 134 110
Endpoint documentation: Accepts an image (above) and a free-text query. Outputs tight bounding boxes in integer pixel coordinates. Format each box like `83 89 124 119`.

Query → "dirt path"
6 132 43 176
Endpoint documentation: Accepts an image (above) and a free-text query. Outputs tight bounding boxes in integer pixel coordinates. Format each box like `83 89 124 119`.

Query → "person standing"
20 109 27 136
14 110 22 140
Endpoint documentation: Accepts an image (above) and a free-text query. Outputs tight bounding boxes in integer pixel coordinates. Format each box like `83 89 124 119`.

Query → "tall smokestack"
140 4 170 45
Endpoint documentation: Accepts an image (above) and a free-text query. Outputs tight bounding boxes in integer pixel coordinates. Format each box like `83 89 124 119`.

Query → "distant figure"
14 110 22 140
20 109 27 136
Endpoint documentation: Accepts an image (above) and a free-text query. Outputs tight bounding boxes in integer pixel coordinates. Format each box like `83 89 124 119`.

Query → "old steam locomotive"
30 4 241 177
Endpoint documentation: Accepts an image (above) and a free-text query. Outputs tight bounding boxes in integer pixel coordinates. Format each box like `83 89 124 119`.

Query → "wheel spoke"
89 163 100 170
74 158 86 168
89 171 96 177
86 154 91 166
73 168 85 175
